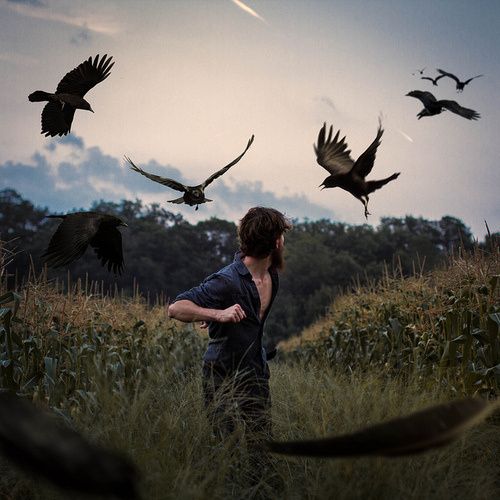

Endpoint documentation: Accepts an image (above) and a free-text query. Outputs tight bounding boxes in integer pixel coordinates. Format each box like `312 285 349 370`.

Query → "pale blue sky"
0 0 498 236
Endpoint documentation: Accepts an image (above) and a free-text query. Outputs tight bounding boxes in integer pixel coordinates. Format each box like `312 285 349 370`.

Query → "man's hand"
215 304 246 323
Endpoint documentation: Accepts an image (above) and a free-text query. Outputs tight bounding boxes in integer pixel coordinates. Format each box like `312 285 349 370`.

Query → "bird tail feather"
168 197 185 204
366 173 400 193
28 91 53 102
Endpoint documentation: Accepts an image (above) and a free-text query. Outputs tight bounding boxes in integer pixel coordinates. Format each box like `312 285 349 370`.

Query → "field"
1 241 499 499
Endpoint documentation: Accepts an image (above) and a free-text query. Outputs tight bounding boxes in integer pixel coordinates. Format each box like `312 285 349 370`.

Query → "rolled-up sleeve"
173 273 229 310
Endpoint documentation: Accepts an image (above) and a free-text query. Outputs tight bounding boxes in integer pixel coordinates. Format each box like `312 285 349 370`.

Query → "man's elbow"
168 302 179 319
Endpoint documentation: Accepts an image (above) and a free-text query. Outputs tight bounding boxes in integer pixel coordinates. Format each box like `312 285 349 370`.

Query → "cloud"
0 135 333 222
6 0 45 6
70 27 91 46
2 0 120 34
57 134 84 149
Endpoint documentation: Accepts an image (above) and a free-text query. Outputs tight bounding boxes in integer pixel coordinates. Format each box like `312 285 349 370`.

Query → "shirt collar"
234 252 250 276
234 251 279 279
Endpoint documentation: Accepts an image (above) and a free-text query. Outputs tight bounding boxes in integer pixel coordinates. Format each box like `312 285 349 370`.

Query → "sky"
0 0 498 237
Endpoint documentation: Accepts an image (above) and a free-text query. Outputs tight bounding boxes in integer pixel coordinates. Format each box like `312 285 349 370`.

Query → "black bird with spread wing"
0 392 138 499
421 74 445 86
406 90 480 120
437 69 483 92
126 135 254 210
43 212 126 274
28 54 114 137
314 120 399 218
267 398 499 458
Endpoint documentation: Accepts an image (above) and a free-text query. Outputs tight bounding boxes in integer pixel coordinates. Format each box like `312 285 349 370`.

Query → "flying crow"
436 69 483 92
421 74 445 86
28 54 114 137
314 120 399 218
406 90 480 120
126 135 254 210
267 397 499 458
43 212 126 274
411 67 426 75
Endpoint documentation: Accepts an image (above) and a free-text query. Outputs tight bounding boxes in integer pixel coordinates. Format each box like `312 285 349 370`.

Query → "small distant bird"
314 120 399 218
412 67 426 76
28 54 114 137
126 135 254 210
421 74 445 86
43 212 127 274
267 397 499 458
0 391 138 499
437 69 483 92
406 90 480 120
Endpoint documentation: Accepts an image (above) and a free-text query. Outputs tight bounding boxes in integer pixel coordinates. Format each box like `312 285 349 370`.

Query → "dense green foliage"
1 188 493 344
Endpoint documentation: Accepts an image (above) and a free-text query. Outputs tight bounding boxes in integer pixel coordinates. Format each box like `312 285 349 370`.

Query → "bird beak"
120 222 128 227
89 107 94 113
319 183 325 190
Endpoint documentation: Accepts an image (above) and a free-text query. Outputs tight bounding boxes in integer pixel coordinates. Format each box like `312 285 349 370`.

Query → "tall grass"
4 363 499 499
1 242 499 499
282 246 500 396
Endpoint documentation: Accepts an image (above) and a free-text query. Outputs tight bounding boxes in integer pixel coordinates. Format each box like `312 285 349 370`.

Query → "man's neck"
242 254 272 280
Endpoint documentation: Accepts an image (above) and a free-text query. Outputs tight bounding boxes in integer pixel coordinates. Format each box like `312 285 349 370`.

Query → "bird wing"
463 74 483 85
43 213 99 268
56 54 114 97
201 135 255 188
89 225 124 275
439 100 480 120
266 398 498 458
0 392 138 498
406 90 437 107
314 123 354 176
351 119 384 178
41 102 75 137
436 69 460 84
421 75 445 84
125 156 187 192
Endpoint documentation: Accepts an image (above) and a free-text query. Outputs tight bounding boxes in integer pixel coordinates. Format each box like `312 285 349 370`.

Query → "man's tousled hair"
238 207 292 258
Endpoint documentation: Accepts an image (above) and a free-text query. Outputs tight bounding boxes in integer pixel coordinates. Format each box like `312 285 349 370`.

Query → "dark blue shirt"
173 252 279 376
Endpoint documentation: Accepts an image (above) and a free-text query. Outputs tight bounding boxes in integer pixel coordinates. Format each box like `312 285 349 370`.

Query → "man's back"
173 252 279 375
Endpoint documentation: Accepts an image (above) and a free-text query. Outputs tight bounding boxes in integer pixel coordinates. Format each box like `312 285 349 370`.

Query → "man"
168 207 291 440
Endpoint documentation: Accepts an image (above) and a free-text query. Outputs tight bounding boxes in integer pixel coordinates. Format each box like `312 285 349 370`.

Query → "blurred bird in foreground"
267 397 499 458
126 135 254 210
314 120 399 218
406 90 481 120
0 391 138 499
437 69 483 92
28 54 114 137
42 212 127 274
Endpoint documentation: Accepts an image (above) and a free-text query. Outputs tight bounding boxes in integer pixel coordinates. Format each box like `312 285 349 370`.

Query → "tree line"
1 188 495 343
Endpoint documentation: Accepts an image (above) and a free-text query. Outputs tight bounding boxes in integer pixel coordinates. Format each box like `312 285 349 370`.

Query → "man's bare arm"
168 300 246 323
